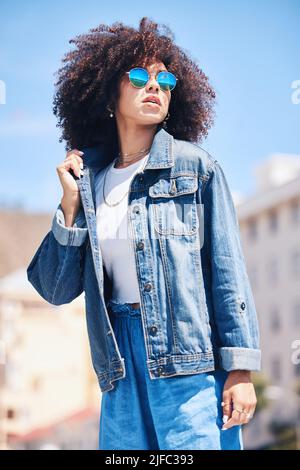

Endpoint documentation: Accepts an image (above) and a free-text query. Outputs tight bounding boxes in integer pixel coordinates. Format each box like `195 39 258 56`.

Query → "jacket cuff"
218 347 261 371
51 204 88 247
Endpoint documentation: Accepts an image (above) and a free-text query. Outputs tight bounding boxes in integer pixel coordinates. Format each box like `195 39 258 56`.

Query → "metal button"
144 282 152 292
139 175 143 182
240 302 246 310
137 241 144 250
157 366 164 376
149 325 158 335
169 179 177 194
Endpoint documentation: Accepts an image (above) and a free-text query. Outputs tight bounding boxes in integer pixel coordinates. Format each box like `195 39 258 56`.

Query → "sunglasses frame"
126 67 178 91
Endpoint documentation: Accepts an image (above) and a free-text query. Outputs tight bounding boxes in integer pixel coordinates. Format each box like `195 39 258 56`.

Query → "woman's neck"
114 151 149 169
116 122 157 168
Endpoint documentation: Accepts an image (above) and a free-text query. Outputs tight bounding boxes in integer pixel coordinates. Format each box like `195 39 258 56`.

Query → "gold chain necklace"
118 145 151 160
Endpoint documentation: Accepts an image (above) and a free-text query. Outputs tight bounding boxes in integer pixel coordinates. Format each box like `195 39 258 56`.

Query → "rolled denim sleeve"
51 202 88 247
27 203 88 305
200 160 261 371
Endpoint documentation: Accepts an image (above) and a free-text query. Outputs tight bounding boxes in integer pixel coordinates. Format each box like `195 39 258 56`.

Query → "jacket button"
139 175 143 182
149 325 157 335
133 205 140 214
157 366 164 376
144 283 152 292
169 180 177 194
137 241 144 250
240 302 246 310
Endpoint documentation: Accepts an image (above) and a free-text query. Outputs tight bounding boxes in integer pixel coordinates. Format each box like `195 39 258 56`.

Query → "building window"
270 308 280 332
268 258 279 285
248 218 257 241
291 200 300 225
294 362 300 377
271 357 281 382
291 251 300 277
0 365 5 387
269 210 278 233
293 303 300 327
7 409 15 419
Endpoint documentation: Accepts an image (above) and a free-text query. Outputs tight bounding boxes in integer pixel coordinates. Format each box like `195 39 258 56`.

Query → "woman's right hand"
56 149 84 226
56 149 84 196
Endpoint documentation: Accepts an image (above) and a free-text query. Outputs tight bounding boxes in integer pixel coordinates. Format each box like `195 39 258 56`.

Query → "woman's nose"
146 74 160 91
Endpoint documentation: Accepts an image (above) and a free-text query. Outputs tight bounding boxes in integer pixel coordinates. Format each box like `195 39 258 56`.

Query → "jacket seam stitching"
200 159 218 195
51 245 70 303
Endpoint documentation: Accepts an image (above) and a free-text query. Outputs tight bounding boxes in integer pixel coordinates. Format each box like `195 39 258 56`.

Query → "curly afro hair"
53 16 216 151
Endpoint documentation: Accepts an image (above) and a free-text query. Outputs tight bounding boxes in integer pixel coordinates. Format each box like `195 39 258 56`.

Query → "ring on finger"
233 407 246 413
237 410 252 419
221 401 231 407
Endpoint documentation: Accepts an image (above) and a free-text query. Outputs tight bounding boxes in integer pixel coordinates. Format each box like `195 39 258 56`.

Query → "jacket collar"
82 127 175 173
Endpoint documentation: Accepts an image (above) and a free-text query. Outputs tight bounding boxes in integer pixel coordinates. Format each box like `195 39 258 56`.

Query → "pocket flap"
149 176 198 198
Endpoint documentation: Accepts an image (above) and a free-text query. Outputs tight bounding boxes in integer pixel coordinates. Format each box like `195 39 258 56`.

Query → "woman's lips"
143 101 160 107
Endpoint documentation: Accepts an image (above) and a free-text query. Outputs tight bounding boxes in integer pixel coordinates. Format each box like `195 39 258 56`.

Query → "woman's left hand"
221 370 257 430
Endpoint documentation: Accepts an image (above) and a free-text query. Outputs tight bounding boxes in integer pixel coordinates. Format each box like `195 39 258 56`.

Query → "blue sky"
0 0 299 212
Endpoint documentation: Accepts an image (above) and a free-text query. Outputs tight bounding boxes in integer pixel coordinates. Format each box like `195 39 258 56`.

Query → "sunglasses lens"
129 68 148 88
157 71 177 91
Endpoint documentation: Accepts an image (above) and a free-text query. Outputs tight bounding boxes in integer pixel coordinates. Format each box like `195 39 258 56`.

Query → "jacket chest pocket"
148 176 199 236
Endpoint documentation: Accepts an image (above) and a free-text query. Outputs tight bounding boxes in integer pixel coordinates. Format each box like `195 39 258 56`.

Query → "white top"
95 153 149 303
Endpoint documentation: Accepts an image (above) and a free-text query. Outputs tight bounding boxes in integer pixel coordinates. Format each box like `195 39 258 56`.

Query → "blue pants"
99 300 243 450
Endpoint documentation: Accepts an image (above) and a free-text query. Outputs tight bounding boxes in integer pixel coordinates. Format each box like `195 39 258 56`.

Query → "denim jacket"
27 127 261 393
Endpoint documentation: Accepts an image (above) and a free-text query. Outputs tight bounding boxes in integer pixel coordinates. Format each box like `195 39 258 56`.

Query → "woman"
27 17 261 450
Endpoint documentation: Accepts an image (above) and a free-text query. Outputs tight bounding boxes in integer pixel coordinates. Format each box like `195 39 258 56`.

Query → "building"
0 268 100 450
237 153 300 448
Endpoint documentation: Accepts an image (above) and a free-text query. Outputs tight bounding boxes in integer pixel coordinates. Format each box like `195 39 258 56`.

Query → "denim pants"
98 300 243 450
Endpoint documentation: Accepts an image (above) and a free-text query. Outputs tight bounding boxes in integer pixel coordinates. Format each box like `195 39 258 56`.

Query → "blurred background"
0 0 299 450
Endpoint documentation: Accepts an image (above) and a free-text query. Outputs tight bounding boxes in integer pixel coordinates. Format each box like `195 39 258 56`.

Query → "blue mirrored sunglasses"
126 67 177 92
